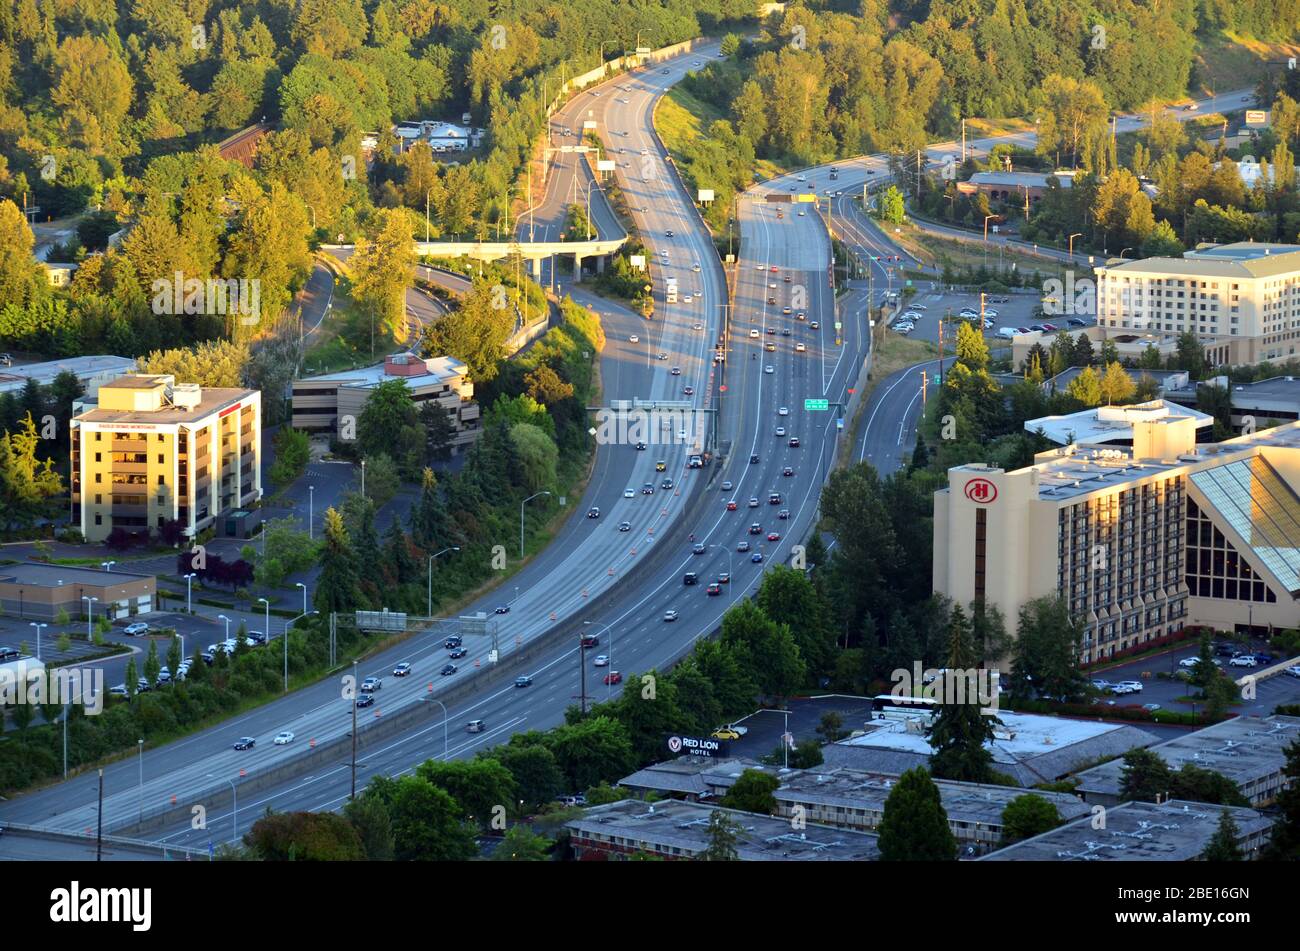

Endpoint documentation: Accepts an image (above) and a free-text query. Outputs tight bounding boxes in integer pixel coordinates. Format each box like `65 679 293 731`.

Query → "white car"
1285 666 1300 679
629 334 639 343
983 309 999 318
775 426 786 437
795 342 806 352
750 329 760 337
778 406 789 416
273 731 295 745
1229 655 1257 667
693 264 701 272
623 488 634 498
1115 680 1143 694
683 295 693 303
593 655 610 667
123 622 150 636
959 308 979 318
664 610 678 622
764 365 774 374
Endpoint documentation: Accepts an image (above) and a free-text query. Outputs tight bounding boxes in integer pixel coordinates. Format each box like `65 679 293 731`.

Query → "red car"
706 583 721 595
769 266 778 273
726 500 738 511
767 532 781 541
603 671 623 685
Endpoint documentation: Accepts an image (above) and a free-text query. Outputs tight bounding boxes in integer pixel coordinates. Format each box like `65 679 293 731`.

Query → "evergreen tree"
314 508 363 615
1264 739 1300 860
411 467 450 550
124 658 139 697
878 767 957 861
144 640 160 685
699 810 742 861
382 520 417 585
1201 810 1243 861
909 431 929 472
928 604 999 783
166 636 181 677
1119 748 1173 803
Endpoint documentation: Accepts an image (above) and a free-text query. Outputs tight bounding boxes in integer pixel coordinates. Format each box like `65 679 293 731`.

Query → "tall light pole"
519 491 552 559
295 582 307 616
427 547 460 617
30 621 46 660
258 597 270 642
101 561 115 572
425 696 449 759
218 614 231 640
82 596 97 640
1119 247 1133 259
1068 232 1084 257
183 572 196 613
308 485 315 540
360 459 366 499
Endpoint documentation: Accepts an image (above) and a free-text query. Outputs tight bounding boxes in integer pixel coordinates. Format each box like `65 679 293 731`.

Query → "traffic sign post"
804 399 829 411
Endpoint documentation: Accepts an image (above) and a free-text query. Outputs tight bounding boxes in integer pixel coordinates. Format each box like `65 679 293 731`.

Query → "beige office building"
290 353 480 453
1094 242 1300 366
934 408 1300 664
71 375 261 543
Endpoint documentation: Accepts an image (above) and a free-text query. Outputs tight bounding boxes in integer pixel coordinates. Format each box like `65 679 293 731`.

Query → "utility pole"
96 768 103 861
921 370 928 405
961 119 966 163
350 659 358 800
578 637 588 715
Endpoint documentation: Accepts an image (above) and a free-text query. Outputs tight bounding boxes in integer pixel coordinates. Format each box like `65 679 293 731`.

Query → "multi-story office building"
71 375 261 543
290 353 480 454
1094 241 1300 366
934 406 1300 663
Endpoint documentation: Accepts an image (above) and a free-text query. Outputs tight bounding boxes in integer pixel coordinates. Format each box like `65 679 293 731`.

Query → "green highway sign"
805 399 829 411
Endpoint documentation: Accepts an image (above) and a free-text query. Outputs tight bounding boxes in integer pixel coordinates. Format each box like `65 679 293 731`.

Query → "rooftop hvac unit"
171 383 202 409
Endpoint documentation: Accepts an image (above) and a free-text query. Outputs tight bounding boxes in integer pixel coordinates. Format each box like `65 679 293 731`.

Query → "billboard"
582 120 597 130
698 188 715 202
1245 110 1269 126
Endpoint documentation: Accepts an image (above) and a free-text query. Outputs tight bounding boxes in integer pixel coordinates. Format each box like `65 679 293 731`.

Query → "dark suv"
683 572 699 585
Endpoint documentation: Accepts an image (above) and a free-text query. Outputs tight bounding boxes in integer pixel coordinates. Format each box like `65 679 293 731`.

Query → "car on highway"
356 694 375 708
781 327 791 336
795 343 806 352
662 478 674 490
768 492 781 504
628 334 639 343
725 500 737 511
783 466 795 477
776 426 786 437
764 365 775 374
655 459 667 471
603 671 623 685
592 654 611 668
440 664 457 676
449 646 467 659
782 306 792 315
766 327 776 335
123 622 150 636
683 572 699 585
751 552 764 563
692 542 706 555
683 385 695 395
778 406 788 416
273 731 294 745
706 583 721 595
618 520 632 532
361 677 382 692
789 437 800 447
635 441 647 450
750 329 760 337
721 480 733 491
765 342 776 352
642 483 654 495
737 540 751 552
495 604 511 615
393 663 412 677
748 523 762 534
767 532 781 541
623 488 634 499
664 610 679 622
233 737 256 750
670 366 681 376
587 506 600 518
444 636 462 649
750 453 760 464
778 509 790 520
717 572 730 584
767 297 777 305
514 676 533 688
810 320 819 329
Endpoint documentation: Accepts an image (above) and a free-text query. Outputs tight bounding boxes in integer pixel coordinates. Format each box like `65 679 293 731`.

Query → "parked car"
123 622 150 636
1229 654 1258 667
1114 680 1144 693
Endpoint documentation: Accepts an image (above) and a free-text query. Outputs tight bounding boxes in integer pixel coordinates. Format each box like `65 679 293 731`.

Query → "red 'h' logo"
964 478 997 503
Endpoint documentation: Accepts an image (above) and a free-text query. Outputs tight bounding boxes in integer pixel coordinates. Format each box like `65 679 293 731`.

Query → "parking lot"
884 288 1095 349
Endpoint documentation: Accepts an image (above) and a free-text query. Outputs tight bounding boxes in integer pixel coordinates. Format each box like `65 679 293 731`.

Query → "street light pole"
82 596 97 640
218 614 231 640
519 491 552 559
30 621 46 660
350 659 358 800
258 597 270 643
184 573 195 613
308 485 314 540
426 547 460 617
296 582 307 616
101 561 115 572
360 459 366 499
228 778 237 844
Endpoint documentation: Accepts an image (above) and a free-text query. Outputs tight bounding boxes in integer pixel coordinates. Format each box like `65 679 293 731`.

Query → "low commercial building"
934 413 1300 664
291 353 480 454
71 375 262 543
0 563 155 621
1043 368 1190 399
956 170 1074 205
1024 399 1213 448
0 355 134 397
1072 715 1300 807
979 800 1274 861
1094 241 1300 366
820 711 1156 787
565 799 880 861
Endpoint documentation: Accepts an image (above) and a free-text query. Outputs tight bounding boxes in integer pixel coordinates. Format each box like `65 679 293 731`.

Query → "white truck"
665 276 678 304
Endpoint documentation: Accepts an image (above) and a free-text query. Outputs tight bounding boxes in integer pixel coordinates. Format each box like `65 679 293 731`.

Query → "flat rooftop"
619 757 766 796
0 356 134 394
1224 375 1300 404
1099 241 1300 279
967 171 1073 189
1025 399 1213 448
1074 715 1300 801
822 711 1156 787
300 356 468 389
0 562 153 588
979 800 1274 861
75 384 251 426
566 799 880 861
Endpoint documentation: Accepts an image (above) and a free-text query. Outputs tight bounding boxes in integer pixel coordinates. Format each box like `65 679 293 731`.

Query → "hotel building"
934 404 1300 663
71 375 261 543
1094 242 1300 366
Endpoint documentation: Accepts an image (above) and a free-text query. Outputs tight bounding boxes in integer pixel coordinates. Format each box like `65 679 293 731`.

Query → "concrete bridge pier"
573 253 583 282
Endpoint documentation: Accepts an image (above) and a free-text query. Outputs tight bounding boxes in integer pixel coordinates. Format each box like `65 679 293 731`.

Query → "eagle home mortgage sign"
666 734 726 758
964 477 998 504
